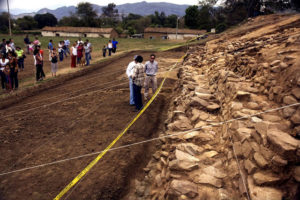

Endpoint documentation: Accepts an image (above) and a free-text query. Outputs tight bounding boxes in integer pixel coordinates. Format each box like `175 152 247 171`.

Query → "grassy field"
0 34 188 53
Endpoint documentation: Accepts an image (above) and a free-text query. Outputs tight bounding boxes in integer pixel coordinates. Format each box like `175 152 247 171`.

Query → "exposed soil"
0 50 184 200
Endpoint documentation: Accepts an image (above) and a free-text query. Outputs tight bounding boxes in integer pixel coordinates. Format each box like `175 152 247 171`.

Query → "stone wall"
126 15 300 200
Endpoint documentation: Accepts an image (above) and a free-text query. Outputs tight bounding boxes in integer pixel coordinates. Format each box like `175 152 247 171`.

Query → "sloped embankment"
125 14 300 200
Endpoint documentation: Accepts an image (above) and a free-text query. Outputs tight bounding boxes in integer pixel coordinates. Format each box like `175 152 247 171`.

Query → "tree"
58 15 81 27
185 6 200 29
198 0 218 6
16 16 38 30
102 3 118 18
165 14 178 28
34 13 57 28
0 12 9 32
76 2 97 26
198 5 214 31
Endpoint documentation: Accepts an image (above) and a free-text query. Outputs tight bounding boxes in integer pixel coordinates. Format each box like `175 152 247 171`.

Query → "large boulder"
169 179 198 198
247 177 283 200
253 171 281 185
267 129 299 159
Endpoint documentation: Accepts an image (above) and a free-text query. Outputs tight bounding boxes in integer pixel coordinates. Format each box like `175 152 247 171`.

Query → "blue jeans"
85 52 90 66
129 78 135 105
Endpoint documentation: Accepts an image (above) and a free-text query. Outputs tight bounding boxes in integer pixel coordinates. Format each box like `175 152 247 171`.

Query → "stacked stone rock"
128 18 300 200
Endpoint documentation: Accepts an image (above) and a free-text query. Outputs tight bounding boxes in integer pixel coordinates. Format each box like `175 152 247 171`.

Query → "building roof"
144 27 206 34
42 26 115 33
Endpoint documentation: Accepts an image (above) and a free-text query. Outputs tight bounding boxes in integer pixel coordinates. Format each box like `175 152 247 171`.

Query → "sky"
0 0 201 13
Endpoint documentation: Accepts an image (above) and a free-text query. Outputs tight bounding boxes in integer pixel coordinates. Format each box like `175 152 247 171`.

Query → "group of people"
126 54 158 111
70 38 93 68
0 35 120 93
102 38 118 57
0 38 26 92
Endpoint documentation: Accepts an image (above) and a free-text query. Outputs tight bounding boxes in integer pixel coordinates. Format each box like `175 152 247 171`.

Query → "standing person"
144 54 158 100
131 55 145 111
8 52 18 90
62 41 68 58
112 38 118 53
15 46 25 71
102 45 107 57
50 48 58 77
3 65 12 92
83 42 90 66
126 55 137 106
71 42 77 68
33 36 40 48
64 38 70 55
107 40 113 56
39 46 46 79
9 39 15 51
0 54 9 90
58 41 64 62
77 43 84 65
48 39 54 61
86 39 92 60
24 35 30 54
34 47 43 81
77 38 83 45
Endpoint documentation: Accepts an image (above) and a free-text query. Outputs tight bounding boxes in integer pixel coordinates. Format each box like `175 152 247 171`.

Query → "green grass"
0 34 187 53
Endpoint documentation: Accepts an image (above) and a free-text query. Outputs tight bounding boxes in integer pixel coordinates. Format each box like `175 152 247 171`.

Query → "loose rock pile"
126 15 300 200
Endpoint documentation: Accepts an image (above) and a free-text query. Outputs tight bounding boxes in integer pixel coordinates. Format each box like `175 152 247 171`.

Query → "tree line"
0 1 299 35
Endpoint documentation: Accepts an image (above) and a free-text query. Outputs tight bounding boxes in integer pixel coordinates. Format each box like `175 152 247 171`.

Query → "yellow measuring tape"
53 55 185 200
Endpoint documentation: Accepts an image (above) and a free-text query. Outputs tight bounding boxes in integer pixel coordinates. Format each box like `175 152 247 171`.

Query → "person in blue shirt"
48 40 53 61
112 38 118 53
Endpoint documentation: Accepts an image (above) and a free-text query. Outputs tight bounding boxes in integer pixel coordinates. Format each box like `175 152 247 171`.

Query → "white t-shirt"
72 47 77 56
108 43 113 49
126 61 136 78
0 59 9 71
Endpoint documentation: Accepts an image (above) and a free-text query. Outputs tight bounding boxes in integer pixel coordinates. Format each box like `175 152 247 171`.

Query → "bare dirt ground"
0 50 184 200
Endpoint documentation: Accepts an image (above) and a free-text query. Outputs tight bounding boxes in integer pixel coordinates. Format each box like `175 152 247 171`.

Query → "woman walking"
107 40 113 56
71 42 77 68
50 48 58 77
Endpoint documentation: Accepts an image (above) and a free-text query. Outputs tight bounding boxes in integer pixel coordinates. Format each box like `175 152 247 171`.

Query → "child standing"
102 45 107 57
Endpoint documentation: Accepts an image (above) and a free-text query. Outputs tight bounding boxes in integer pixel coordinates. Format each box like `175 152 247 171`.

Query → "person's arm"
155 62 158 74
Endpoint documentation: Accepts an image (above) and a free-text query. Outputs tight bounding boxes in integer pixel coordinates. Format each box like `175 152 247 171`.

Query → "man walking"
112 38 118 53
126 55 138 106
144 54 158 100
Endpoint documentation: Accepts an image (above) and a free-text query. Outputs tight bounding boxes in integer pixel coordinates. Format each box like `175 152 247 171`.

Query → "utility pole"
7 0 12 36
176 17 179 40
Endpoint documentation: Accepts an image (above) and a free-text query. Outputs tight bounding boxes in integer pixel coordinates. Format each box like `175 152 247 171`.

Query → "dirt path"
0 50 184 200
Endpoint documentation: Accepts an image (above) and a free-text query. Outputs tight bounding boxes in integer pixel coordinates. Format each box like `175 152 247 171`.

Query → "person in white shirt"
0 54 9 89
107 40 113 56
126 55 138 105
71 42 77 68
144 54 158 100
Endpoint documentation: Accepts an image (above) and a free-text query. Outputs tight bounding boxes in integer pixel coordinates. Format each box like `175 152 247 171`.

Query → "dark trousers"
10 70 18 89
18 58 24 69
133 83 143 110
59 51 64 61
112 47 116 53
36 64 43 81
0 71 5 89
108 48 112 56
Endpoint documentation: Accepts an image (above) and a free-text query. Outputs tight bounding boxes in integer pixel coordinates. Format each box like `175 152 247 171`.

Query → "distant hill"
8 1 190 20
